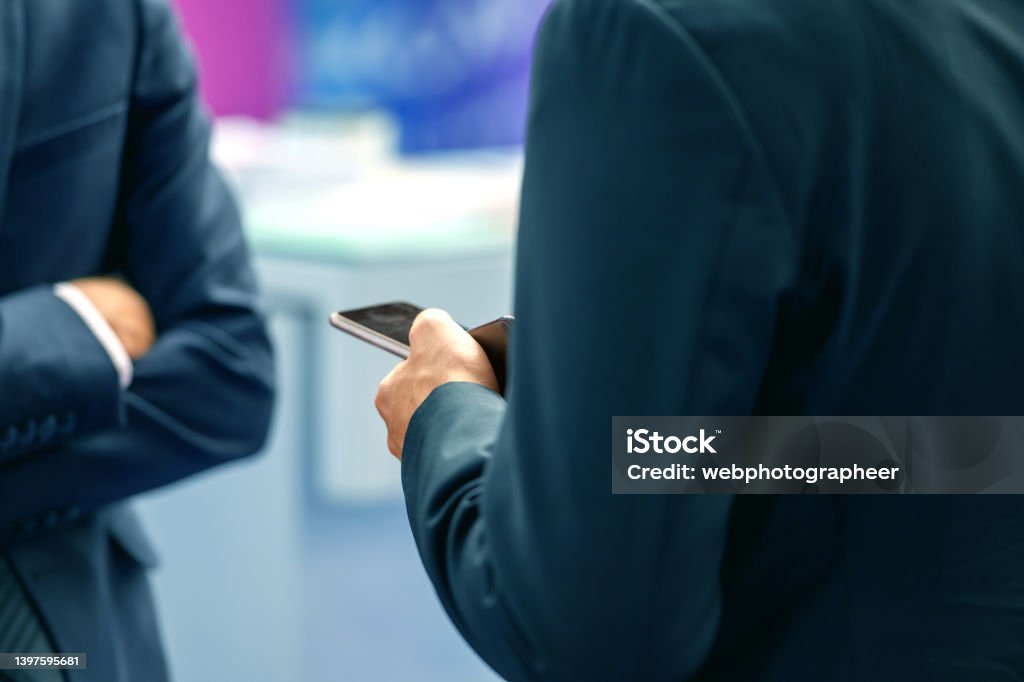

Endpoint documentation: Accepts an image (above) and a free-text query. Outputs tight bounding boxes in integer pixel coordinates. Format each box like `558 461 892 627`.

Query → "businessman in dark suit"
376 0 1024 679
0 0 274 679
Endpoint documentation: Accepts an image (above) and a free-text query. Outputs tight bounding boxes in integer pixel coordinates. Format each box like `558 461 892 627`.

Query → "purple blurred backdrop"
173 0 292 120
171 0 549 152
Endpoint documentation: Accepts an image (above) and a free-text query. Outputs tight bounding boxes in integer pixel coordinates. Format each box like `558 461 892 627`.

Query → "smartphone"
330 302 512 394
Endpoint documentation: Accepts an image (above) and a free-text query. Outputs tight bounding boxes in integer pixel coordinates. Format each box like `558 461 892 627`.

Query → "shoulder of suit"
542 0 873 91
23 0 142 45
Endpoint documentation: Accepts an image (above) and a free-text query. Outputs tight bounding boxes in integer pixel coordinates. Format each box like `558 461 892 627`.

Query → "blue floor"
299 503 500 682
140 482 500 682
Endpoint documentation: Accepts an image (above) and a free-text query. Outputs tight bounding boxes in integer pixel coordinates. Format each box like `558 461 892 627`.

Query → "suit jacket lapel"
0 0 25 228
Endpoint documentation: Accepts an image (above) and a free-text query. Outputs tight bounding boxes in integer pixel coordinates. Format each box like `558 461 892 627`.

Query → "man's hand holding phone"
375 309 500 459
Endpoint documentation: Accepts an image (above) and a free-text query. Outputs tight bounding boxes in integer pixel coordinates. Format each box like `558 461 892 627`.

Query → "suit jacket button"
39 414 58 442
58 412 77 437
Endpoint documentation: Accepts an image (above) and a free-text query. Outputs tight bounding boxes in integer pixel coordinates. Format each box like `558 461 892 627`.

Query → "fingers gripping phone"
330 302 512 395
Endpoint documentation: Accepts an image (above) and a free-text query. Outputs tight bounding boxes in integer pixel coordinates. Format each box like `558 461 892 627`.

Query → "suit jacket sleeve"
0 0 274 526
401 1 796 679
0 286 126 462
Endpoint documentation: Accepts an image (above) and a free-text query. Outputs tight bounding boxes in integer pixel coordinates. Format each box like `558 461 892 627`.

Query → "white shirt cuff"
54 282 134 389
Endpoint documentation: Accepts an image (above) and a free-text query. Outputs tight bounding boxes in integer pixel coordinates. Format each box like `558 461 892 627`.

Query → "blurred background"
133 1 551 680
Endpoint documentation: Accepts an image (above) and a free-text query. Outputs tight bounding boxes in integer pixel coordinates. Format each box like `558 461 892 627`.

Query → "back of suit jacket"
399 0 1024 680
672 1 1024 678
0 1 275 679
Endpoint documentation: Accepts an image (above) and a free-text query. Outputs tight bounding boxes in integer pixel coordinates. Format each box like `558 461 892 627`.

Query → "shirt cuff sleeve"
53 283 134 389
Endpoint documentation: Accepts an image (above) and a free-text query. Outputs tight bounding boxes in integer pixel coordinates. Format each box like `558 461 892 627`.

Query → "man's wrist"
53 283 133 389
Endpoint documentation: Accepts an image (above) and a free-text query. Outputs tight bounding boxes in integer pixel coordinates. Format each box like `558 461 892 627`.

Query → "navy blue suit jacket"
402 1 1024 680
0 1 274 679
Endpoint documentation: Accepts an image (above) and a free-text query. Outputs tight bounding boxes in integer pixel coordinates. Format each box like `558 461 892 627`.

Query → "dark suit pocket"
10 103 127 184
107 509 160 569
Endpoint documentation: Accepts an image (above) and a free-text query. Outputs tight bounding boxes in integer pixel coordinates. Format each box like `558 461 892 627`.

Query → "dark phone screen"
340 302 424 346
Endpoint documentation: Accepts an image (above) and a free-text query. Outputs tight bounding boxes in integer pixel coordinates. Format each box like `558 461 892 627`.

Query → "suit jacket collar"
0 0 25 226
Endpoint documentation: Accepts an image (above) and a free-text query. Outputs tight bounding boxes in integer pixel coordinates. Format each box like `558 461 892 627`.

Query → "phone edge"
329 312 411 359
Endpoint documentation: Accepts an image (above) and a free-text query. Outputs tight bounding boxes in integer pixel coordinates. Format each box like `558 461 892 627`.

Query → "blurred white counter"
221 115 519 501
